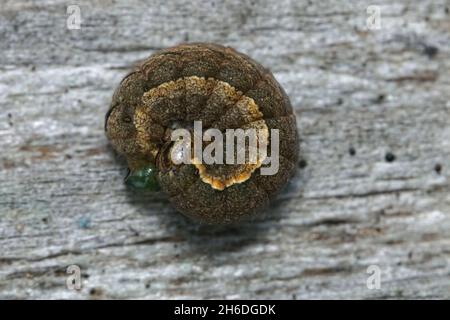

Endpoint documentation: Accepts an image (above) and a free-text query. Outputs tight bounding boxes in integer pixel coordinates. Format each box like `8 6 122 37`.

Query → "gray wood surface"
1 0 449 299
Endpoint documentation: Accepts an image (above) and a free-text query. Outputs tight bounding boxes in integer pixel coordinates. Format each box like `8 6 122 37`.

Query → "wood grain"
0 0 449 299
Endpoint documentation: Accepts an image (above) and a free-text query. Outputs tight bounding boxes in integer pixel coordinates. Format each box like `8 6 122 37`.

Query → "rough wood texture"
0 0 449 299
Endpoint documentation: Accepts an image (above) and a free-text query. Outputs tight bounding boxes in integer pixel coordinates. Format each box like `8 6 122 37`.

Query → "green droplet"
125 165 160 191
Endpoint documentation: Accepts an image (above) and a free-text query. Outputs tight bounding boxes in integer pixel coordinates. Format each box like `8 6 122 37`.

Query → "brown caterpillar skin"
105 43 299 224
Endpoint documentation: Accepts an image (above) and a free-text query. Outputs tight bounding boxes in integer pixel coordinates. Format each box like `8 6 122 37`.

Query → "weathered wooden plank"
0 0 449 299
